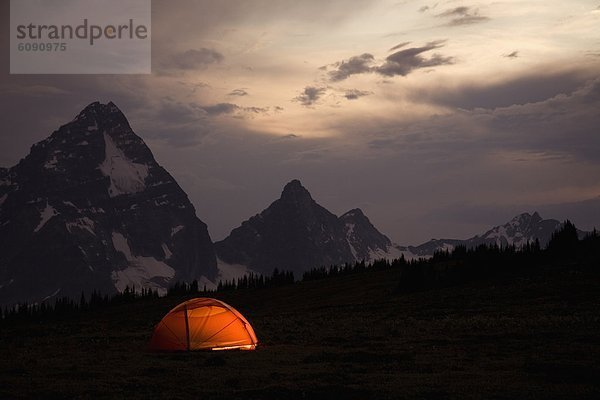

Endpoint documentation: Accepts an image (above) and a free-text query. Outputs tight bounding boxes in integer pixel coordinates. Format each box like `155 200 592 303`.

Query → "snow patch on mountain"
437 242 456 252
161 243 172 259
34 203 58 233
110 232 175 295
216 258 254 282
368 244 418 262
345 222 359 259
171 225 184 236
99 133 149 197
479 212 544 247
66 217 96 235
42 288 61 302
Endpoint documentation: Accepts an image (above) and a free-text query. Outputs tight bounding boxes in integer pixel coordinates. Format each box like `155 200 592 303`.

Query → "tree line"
2 220 598 323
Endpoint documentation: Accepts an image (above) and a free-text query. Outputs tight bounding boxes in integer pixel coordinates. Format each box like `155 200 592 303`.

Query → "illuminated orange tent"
149 298 258 351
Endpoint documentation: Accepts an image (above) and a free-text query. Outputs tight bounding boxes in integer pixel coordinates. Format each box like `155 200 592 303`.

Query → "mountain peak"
0 102 217 305
74 101 126 124
280 179 312 201
512 211 543 225
341 208 366 219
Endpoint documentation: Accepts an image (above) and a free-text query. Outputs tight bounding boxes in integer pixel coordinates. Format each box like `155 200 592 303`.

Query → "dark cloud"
198 103 270 116
409 68 594 110
418 6 429 13
437 6 470 17
165 48 224 70
376 40 453 77
504 51 519 58
370 76 600 164
486 79 600 163
389 42 411 52
157 98 206 121
328 53 375 81
437 7 490 26
294 86 327 106
200 103 239 115
344 89 371 100
244 106 270 114
228 88 249 96
139 99 213 147
326 41 452 81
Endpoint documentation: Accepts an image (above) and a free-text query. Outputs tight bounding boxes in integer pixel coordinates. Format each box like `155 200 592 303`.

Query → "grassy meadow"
1 265 599 399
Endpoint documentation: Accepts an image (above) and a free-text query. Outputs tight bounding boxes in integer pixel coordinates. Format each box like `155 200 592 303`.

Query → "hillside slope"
1 262 599 399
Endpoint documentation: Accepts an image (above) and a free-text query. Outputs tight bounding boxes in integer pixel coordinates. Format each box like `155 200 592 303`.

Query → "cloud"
138 98 214 147
344 89 371 100
200 103 239 116
326 41 453 82
156 98 205 121
504 51 519 58
437 6 470 17
198 103 270 116
389 42 411 52
418 6 429 13
165 48 224 70
293 86 327 106
485 78 600 163
367 76 600 164
437 7 490 26
376 40 453 77
408 68 594 110
328 53 375 81
244 106 270 114
228 89 249 96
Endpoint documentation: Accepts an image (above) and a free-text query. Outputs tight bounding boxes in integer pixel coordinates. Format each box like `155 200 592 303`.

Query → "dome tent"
149 298 258 351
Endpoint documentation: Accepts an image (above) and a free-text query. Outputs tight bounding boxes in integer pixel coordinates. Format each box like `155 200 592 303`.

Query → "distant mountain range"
398 211 569 259
215 181 572 276
0 101 583 305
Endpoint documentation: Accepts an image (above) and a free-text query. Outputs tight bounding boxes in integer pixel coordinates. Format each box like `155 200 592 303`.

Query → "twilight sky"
1 0 600 244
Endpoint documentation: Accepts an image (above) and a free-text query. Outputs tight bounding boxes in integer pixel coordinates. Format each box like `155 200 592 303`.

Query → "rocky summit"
215 179 396 276
0 101 216 305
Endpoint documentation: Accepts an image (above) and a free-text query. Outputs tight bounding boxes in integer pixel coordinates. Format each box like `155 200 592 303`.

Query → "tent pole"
184 304 191 351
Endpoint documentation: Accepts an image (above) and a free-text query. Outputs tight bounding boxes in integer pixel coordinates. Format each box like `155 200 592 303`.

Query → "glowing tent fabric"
149 298 258 351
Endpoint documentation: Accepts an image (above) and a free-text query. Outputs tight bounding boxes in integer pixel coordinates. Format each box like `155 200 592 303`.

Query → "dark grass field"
1 265 600 399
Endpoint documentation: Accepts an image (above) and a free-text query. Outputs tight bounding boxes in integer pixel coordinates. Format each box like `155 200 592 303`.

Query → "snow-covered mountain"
215 180 396 276
340 208 409 262
401 212 565 258
0 101 216 306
